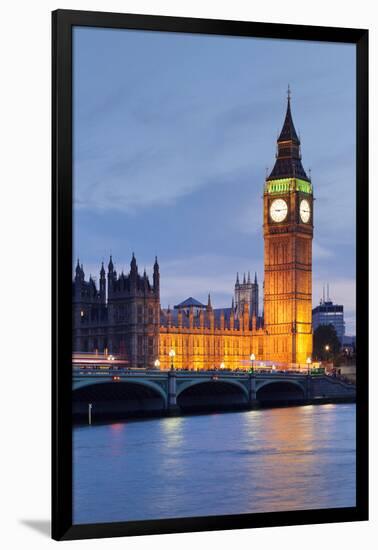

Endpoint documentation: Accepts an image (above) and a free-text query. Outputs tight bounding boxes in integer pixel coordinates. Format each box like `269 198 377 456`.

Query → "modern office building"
312 294 345 343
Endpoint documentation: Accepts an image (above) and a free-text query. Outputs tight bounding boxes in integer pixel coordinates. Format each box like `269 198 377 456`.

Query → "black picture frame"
52 9 369 541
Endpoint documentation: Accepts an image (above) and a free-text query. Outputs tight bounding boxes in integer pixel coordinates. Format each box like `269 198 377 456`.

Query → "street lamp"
306 356 312 376
154 358 161 370
107 354 115 371
250 353 256 374
220 362 225 370
324 344 330 362
169 349 176 370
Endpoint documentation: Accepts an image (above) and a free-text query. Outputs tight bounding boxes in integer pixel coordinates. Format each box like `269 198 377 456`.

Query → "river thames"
73 403 355 524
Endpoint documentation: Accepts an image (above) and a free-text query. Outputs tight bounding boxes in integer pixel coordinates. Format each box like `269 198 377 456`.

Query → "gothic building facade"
73 254 160 368
72 255 264 370
72 93 313 368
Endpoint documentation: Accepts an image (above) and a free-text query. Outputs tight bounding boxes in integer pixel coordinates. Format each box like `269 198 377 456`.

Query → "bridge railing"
72 366 313 379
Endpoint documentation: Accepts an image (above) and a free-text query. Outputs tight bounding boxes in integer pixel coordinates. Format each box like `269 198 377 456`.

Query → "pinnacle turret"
75 258 81 278
130 252 137 273
153 255 160 294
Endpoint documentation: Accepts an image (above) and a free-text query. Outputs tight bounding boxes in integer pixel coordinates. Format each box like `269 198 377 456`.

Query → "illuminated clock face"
300 199 311 223
270 198 288 223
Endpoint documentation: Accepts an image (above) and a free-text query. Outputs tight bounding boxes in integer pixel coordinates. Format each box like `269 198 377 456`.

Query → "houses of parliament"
73 93 314 369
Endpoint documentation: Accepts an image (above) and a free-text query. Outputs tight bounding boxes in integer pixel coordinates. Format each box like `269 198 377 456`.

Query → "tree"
313 324 340 361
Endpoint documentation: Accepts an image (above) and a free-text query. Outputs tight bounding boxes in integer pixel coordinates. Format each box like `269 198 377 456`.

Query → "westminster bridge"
72 368 356 420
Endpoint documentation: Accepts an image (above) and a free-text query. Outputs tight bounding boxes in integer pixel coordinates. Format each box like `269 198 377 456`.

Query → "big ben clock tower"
263 89 313 365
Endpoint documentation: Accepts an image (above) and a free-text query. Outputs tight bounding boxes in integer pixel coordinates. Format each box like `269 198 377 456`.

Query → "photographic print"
52 10 368 540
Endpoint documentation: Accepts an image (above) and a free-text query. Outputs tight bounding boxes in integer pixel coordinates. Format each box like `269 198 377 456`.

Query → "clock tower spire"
268 89 310 182
263 91 313 365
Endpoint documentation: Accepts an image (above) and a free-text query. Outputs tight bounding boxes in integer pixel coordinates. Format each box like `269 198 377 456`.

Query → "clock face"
270 198 288 223
299 199 311 223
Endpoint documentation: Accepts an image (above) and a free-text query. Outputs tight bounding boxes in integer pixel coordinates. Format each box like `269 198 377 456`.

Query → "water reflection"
243 407 318 510
73 404 356 524
161 416 184 447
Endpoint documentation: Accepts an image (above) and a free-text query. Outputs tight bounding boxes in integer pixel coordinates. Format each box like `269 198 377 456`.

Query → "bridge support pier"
306 375 313 401
248 374 258 407
168 371 179 412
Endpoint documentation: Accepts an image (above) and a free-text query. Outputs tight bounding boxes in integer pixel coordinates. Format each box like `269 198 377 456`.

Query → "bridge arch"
72 379 167 419
256 380 305 403
73 377 167 401
177 378 249 411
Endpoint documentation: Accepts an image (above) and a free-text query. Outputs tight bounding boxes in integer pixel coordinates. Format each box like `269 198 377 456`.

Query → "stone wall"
312 376 356 399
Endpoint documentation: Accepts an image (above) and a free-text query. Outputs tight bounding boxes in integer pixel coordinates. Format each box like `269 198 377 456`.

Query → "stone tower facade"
263 91 313 364
234 272 259 319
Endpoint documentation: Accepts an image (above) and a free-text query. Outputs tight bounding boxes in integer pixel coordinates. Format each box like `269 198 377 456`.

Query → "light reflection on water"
73 404 355 524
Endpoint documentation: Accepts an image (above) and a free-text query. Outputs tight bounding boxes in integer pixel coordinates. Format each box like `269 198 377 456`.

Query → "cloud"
313 242 332 259
234 198 263 236
73 76 288 215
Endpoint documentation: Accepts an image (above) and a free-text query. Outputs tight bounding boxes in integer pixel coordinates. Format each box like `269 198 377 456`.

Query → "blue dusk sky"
73 27 356 334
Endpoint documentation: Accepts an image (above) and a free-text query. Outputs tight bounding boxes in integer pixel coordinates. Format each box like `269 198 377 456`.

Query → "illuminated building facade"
72 94 313 368
73 257 265 370
263 90 314 364
159 295 264 370
234 272 259 318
